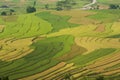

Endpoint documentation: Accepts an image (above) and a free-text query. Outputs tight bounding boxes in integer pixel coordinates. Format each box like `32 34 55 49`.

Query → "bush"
56 6 63 11
1 11 7 16
26 6 36 13
109 4 120 9
10 9 15 12
64 73 74 80
96 76 104 80
56 0 76 11
45 4 49 10
9 9 15 15
0 76 9 80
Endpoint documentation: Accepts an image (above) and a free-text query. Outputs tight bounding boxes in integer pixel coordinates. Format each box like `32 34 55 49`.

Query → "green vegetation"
70 48 116 65
63 73 74 80
0 11 79 39
107 63 120 70
56 0 76 10
53 35 74 58
107 34 120 38
0 76 9 80
0 0 93 14
0 35 74 80
88 10 120 23
36 12 78 32
45 4 49 10
80 76 105 80
97 0 120 5
0 13 52 38
0 0 120 79
109 4 120 9
1 12 6 16
26 6 36 13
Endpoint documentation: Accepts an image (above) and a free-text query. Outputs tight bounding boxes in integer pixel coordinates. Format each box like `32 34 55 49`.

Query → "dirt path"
82 0 97 9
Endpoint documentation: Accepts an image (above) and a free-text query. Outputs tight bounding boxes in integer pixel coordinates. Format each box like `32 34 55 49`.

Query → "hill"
0 0 120 80
0 9 120 80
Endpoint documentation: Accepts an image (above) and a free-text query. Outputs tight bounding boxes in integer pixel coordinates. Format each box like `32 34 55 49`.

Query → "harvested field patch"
0 25 5 33
47 24 97 37
2 16 18 22
0 38 33 61
75 37 120 53
103 68 120 76
51 10 98 25
94 24 105 32
107 63 120 70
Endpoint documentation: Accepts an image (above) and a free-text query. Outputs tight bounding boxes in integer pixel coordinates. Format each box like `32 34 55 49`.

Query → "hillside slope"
0 9 120 80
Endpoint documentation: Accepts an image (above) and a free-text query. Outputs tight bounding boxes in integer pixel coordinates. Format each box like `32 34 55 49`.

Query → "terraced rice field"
0 9 120 80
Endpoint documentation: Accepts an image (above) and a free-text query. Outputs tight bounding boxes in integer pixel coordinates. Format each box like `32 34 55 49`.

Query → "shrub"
45 4 49 10
96 76 104 80
56 6 63 11
109 4 119 9
26 6 36 13
0 76 9 80
1 11 7 16
9 9 15 15
56 0 76 11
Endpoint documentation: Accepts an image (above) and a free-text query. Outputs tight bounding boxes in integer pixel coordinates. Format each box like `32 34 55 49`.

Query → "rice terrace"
0 0 120 80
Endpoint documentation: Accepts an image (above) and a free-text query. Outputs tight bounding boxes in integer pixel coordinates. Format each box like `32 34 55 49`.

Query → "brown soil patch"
2 15 18 22
95 24 105 32
98 4 109 9
57 44 87 61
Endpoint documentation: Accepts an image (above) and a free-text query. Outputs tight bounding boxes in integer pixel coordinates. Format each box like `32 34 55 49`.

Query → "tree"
96 5 100 9
26 6 36 13
0 76 9 80
33 1 36 7
9 9 15 15
56 1 64 11
1 11 7 16
109 4 119 9
10 9 15 13
96 76 104 80
64 73 74 80
65 5 72 10
45 4 49 10
56 0 76 11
